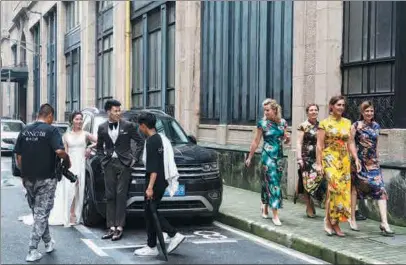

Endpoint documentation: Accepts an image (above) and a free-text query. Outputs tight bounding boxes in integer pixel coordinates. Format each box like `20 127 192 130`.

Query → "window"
131 2 176 116
66 49 81 112
11 45 17 66
98 0 113 13
97 34 113 108
147 10 162 108
96 0 114 109
132 18 143 107
32 24 41 116
342 2 396 128
167 3 176 107
47 9 57 117
200 1 293 124
66 1 80 31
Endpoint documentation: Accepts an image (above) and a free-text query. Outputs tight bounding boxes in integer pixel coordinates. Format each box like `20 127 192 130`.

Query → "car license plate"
164 184 185 197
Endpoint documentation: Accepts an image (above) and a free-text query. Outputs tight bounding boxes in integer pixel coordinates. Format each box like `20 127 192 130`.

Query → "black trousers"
104 158 131 228
145 189 177 248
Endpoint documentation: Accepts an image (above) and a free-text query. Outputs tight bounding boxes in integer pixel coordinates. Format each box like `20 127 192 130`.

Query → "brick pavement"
217 186 406 264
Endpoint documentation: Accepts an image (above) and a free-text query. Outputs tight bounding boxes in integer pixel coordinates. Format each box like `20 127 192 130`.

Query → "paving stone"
218 185 406 264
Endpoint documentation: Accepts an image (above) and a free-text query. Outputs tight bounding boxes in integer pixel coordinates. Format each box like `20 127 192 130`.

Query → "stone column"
288 1 343 197
112 3 126 107
80 1 96 108
56 1 67 121
174 1 201 136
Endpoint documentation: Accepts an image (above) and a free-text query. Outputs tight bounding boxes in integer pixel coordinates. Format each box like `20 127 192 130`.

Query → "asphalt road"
1 155 327 264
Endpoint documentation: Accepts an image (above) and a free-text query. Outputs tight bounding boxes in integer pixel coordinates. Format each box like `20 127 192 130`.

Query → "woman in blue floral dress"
349 101 394 235
246 99 290 226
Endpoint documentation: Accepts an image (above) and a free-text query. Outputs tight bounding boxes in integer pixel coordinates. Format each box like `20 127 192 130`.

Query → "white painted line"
81 238 109 257
213 221 328 264
100 244 146 250
75 224 96 236
191 239 238 244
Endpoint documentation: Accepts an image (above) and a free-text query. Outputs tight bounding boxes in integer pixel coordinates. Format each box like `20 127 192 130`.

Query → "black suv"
81 108 222 226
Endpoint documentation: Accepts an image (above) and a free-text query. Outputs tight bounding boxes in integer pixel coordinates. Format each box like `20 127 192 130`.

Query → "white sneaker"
163 232 170 243
133 246 159 256
45 239 55 253
167 233 185 254
26 249 43 262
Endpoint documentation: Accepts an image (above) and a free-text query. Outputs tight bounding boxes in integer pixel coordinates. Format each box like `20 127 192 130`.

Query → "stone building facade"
1 1 405 224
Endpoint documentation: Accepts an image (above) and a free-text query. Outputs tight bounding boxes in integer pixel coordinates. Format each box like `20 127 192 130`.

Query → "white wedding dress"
19 131 88 227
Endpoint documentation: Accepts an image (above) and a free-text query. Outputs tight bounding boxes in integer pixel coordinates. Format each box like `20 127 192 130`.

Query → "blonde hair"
262 98 282 122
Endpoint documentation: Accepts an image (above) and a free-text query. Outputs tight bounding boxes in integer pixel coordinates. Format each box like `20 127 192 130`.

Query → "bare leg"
304 193 315 216
349 186 359 229
271 208 281 226
378 200 389 227
324 191 333 234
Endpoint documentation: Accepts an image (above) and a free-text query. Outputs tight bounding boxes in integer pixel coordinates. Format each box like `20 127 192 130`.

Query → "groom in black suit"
96 99 143 241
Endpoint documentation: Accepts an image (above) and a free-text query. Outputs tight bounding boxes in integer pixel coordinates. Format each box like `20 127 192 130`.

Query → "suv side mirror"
188 135 197 144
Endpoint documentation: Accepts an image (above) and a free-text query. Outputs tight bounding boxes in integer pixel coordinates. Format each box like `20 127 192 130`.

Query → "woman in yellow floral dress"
316 95 360 237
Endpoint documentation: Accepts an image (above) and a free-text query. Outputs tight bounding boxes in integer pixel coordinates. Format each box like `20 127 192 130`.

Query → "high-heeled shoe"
324 217 334 236
272 217 282 226
380 224 395 236
332 224 345 237
348 219 360 231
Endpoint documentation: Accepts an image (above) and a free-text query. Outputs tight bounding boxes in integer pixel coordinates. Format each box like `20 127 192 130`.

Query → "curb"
216 211 387 265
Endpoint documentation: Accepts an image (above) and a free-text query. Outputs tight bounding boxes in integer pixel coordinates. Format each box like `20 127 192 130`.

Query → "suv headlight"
201 162 219 172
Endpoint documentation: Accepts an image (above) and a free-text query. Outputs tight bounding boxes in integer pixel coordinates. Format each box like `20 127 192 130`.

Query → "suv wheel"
82 173 103 227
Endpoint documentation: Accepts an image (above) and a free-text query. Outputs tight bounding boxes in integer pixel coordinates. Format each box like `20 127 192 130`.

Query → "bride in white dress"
19 111 97 227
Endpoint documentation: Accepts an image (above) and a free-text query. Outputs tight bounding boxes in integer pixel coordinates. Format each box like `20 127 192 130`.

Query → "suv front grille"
131 164 219 180
2 138 16 145
128 200 206 210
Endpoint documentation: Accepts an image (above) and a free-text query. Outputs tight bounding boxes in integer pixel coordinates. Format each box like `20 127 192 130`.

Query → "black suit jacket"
96 119 144 168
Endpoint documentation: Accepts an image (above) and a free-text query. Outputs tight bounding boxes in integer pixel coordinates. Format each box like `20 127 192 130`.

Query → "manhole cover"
369 235 406 246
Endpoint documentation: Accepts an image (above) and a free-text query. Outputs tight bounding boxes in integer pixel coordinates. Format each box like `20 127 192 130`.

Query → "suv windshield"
1 121 24 132
92 115 189 144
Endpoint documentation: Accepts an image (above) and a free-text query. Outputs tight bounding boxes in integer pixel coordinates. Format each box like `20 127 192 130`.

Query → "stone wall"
201 143 289 200
359 165 406 227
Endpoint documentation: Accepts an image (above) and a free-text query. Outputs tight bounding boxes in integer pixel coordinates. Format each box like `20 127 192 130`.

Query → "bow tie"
109 122 118 130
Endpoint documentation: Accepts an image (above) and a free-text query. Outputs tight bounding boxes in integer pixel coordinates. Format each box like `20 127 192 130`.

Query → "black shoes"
102 229 115 240
112 229 123 241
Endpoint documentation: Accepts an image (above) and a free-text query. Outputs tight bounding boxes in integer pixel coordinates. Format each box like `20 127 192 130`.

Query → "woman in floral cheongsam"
246 99 290 226
296 103 326 218
348 101 394 236
316 95 359 237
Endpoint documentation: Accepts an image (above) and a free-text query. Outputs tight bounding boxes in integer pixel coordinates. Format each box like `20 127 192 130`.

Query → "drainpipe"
125 0 131 110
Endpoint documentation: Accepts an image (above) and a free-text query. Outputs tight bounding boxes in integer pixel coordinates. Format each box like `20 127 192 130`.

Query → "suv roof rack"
82 107 102 114
143 109 168 116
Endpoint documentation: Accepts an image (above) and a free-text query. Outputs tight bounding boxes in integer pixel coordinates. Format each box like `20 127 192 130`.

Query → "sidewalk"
217 186 406 264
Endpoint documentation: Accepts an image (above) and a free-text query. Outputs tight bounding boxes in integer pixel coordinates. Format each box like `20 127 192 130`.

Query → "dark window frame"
32 24 41 117
341 2 397 128
96 2 114 109
65 48 81 112
46 8 58 118
131 2 176 116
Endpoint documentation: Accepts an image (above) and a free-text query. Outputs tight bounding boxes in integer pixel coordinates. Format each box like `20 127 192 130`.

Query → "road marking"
100 244 146 250
75 224 99 238
213 221 328 264
191 239 238 244
81 238 109 257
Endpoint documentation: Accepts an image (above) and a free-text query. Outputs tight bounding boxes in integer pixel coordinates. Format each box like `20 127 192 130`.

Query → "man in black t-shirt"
14 104 71 262
134 112 185 257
